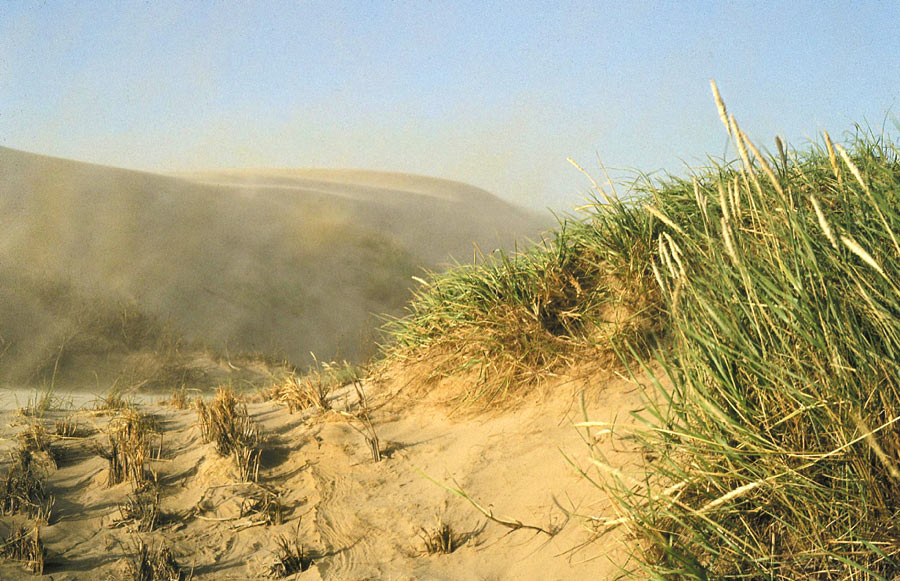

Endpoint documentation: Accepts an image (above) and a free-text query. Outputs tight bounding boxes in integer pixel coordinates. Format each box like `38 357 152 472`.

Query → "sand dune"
0 366 641 579
0 147 548 385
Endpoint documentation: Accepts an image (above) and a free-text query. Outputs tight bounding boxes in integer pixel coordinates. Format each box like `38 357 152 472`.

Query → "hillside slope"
0 147 547 385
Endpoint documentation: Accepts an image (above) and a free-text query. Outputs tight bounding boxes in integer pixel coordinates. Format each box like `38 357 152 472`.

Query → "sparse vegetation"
0 523 45 575
94 386 133 414
268 524 314 577
17 423 57 468
346 382 382 462
114 486 162 532
125 539 184 581
97 408 158 487
164 387 193 410
54 415 91 438
196 387 263 482
18 387 61 418
1 447 55 522
267 358 361 413
418 518 461 555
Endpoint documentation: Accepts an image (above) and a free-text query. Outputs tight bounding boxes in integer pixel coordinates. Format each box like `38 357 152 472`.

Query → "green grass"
384 83 900 576
590 103 900 578
383 203 660 402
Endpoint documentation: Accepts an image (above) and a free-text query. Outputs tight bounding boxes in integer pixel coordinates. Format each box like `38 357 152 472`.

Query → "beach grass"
384 82 900 576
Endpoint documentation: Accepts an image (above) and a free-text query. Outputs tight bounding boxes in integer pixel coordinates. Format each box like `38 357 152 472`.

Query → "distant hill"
0 147 547 385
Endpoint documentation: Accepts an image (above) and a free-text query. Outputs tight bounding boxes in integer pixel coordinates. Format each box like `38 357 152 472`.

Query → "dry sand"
0 366 649 580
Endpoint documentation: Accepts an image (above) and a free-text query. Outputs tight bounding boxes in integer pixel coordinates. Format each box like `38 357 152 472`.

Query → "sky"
1 1 898 210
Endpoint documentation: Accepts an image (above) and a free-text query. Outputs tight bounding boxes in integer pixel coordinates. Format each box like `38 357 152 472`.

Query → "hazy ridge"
0 146 547 386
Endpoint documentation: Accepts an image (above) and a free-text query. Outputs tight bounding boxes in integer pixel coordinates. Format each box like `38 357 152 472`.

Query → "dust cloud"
0 147 548 389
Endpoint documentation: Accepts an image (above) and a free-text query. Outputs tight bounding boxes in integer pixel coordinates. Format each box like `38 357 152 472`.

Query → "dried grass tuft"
0 522 45 574
97 409 157 487
196 387 263 481
126 539 183 581
268 524 313 577
0 447 55 522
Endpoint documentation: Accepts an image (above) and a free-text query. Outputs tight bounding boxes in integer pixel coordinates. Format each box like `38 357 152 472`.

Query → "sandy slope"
0 367 648 580
0 147 548 381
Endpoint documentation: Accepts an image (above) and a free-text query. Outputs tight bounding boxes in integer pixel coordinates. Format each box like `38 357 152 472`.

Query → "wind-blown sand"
0 147 549 385
0 366 646 580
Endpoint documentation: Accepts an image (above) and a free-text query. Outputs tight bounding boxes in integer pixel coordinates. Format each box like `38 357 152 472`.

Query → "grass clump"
196 387 262 482
0 448 55 522
17 423 58 468
266 358 357 413
576 83 900 578
163 387 193 410
268 525 313 577
97 409 158 487
93 387 132 414
18 387 61 419
54 416 91 438
0 523 45 575
114 486 162 532
418 518 461 555
384 198 658 403
126 539 183 581
382 81 900 576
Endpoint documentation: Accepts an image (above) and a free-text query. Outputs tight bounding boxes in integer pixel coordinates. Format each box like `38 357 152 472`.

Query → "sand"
0 366 648 580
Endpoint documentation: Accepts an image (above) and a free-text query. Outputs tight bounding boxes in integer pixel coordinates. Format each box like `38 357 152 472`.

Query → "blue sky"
1 1 898 209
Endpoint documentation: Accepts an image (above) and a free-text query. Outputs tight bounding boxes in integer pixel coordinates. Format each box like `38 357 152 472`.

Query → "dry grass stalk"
267 375 330 414
241 490 283 526
0 522 45 574
268 524 313 577
0 448 55 522
126 539 183 581
348 382 381 462
418 519 460 554
710 79 730 135
114 486 161 532
98 409 156 487
165 387 192 410
196 388 263 482
823 130 842 186
810 195 838 249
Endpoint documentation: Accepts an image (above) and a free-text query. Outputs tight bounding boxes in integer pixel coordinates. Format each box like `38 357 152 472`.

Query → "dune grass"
196 387 263 482
384 196 660 402
385 82 900 576
585 88 900 579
